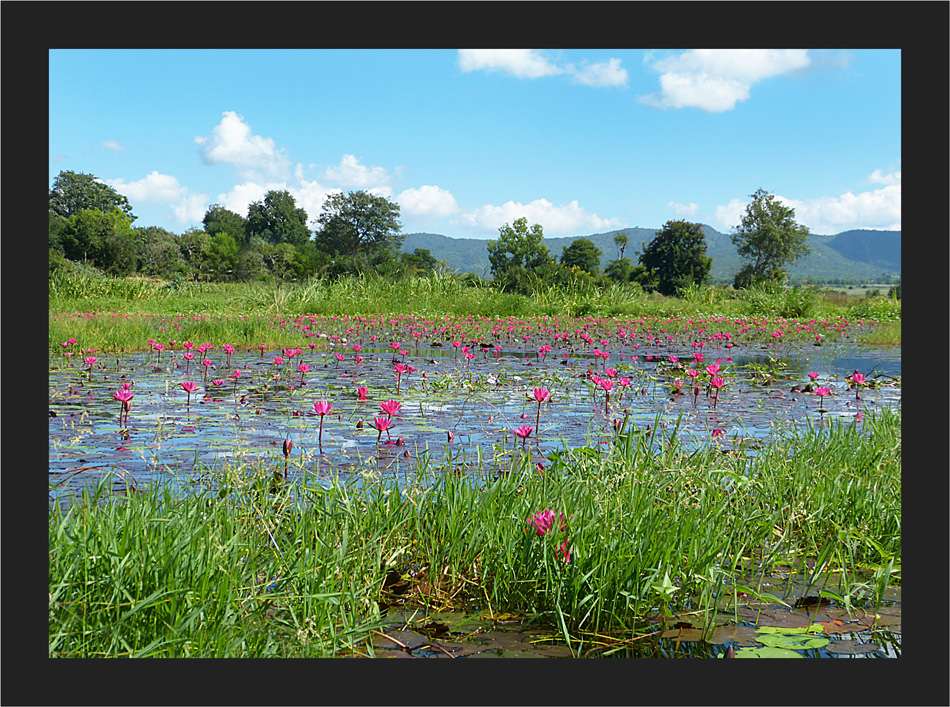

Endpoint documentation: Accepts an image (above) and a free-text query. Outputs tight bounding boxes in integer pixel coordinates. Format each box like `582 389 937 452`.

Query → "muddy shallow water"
49 340 900 503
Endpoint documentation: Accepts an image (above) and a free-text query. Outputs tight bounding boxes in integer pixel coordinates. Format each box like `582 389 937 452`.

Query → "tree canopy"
613 232 629 260
486 217 552 293
49 170 136 223
731 188 810 288
59 208 138 275
246 190 311 249
639 220 712 296
313 190 403 259
560 237 602 275
203 204 249 246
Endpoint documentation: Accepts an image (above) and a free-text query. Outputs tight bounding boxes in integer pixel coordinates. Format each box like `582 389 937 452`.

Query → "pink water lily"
313 401 332 449
370 416 393 444
180 381 198 410
527 509 556 537
514 424 534 449
112 388 134 426
380 400 402 417
532 388 551 403
356 386 369 401
813 386 831 415
394 363 408 394
850 371 866 399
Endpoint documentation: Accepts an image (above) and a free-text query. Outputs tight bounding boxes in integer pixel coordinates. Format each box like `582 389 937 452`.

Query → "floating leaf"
826 639 881 655
755 627 829 651
735 646 803 659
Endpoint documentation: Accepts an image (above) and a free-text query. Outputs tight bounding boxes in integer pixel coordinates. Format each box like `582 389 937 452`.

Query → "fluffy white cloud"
639 49 812 112
323 154 395 189
713 199 749 231
398 185 459 219
100 139 127 153
107 171 210 226
458 49 627 87
570 58 628 88
109 171 187 204
783 185 901 234
667 201 699 217
713 180 901 235
458 49 564 79
290 180 342 223
215 181 285 220
457 198 621 236
195 111 294 182
867 167 901 185
170 193 210 225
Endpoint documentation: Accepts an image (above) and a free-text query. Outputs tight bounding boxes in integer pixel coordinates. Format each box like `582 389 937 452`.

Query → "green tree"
399 248 443 274
731 188 810 288
208 232 240 280
246 190 311 248
613 231 629 260
638 220 712 296
177 227 213 281
49 212 68 254
49 170 136 222
203 204 249 246
60 208 139 275
136 226 184 278
313 190 403 259
560 237 602 275
603 257 634 284
486 217 551 293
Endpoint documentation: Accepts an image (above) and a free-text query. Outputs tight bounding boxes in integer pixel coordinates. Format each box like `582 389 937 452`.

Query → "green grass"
48 273 900 354
49 407 901 657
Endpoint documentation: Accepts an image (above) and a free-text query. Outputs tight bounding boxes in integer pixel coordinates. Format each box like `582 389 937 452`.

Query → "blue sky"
49 49 900 239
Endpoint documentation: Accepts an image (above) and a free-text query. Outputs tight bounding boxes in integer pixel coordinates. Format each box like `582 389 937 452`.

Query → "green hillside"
403 226 901 283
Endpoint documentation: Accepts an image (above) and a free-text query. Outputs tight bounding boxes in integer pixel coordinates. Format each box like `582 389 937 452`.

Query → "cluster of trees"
48 170 442 282
485 189 812 295
485 217 714 296
50 171 812 297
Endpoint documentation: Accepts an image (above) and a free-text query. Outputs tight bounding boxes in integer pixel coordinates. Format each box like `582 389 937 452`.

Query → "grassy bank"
49 407 901 657
49 271 900 353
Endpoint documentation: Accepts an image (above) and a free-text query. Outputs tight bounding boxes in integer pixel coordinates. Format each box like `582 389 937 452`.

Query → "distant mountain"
402 226 901 283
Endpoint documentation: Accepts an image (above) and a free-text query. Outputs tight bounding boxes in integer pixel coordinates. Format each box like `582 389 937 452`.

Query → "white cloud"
713 181 901 235
570 58 628 88
216 181 285 220
457 198 621 236
290 180 342 223
108 171 210 226
458 49 627 87
195 111 293 182
322 154 394 189
867 167 901 186
639 49 812 112
713 198 749 231
458 49 564 79
784 185 901 234
109 171 187 204
101 139 127 153
398 185 459 219
668 201 699 217
171 193 210 225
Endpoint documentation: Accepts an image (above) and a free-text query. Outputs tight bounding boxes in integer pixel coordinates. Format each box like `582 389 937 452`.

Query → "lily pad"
826 639 881 655
735 646 803 658
756 632 829 650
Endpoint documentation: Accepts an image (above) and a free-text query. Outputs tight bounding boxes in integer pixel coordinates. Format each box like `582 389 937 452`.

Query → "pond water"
48 340 900 504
